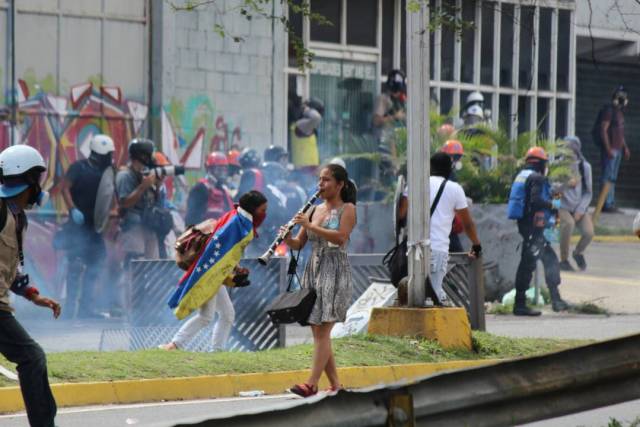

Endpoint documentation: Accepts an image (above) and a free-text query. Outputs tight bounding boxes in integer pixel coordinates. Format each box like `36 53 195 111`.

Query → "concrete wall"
575 0 640 40
156 0 286 162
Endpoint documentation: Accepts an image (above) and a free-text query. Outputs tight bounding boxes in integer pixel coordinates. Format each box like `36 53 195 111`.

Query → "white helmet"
90 134 115 155
329 157 347 169
466 91 484 105
0 145 46 198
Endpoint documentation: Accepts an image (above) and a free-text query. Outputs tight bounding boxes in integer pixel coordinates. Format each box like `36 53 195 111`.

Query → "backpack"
591 105 618 148
174 219 217 270
507 170 534 220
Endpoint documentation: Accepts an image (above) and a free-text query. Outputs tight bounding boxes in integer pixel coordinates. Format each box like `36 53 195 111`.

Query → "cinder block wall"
159 0 286 156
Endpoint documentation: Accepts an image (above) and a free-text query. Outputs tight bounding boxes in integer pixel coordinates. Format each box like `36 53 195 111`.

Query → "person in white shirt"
428 153 482 304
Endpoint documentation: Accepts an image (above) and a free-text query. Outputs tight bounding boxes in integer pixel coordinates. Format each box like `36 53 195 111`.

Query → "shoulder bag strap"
430 179 448 217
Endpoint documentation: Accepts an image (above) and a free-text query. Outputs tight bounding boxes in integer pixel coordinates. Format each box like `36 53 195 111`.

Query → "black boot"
548 286 570 312
513 291 541 316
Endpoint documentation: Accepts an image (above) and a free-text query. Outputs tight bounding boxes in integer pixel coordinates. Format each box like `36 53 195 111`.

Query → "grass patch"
0 333 588 387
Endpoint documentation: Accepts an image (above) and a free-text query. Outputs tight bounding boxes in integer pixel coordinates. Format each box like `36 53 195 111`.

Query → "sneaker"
559 260 575 272
513 305 542 316
572 252 587 271
551 298 570 312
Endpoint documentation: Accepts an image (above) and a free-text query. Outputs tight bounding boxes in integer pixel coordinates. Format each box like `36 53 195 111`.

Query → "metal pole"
405 2 430 307
9 0 16 146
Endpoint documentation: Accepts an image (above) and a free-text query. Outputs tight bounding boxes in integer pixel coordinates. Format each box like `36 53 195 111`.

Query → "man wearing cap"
558 136 594 272
597 86 631 212
509 147 569 315
60 134 115 319
440 140 466 252
0 145 61 427
116 139 160 263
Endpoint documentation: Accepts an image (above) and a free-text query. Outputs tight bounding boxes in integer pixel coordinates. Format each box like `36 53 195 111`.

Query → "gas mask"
89 152 113 170
26 184 49 210
612 91 628 108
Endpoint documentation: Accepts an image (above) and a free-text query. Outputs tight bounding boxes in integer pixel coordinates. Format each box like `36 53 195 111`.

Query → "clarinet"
258 191 321 265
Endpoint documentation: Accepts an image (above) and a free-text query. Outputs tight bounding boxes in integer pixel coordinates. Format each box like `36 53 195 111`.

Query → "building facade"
1 0 639 206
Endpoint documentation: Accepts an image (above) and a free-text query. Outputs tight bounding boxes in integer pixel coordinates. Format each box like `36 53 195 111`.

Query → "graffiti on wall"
162 95 242 168
0 80 244 205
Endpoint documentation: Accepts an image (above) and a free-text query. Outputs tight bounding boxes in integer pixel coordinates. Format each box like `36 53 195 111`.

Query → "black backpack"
383 179 448 287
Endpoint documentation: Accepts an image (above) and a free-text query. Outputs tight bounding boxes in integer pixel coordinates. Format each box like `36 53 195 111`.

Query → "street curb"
571 235 637 243
0 359 499 413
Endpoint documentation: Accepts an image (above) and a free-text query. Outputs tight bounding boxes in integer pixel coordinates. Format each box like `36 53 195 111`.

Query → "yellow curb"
571 235 638 243
0 360 499 413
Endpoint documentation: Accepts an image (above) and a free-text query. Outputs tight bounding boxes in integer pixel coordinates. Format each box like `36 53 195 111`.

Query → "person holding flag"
160 190 267 352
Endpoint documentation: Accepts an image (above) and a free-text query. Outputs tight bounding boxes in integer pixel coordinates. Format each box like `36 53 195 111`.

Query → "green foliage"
0 333 587 387
423 112 578 203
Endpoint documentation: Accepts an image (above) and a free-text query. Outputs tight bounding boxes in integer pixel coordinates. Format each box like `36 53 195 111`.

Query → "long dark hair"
324 164 357 205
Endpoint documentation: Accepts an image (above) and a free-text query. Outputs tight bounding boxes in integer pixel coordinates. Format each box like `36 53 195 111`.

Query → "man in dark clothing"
599 86 631 212
0 144 61 427
60 134 115 319
185 151 234 225
510 147 569 316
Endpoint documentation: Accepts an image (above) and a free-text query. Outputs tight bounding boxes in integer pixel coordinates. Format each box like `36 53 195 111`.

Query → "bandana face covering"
253 211 266 228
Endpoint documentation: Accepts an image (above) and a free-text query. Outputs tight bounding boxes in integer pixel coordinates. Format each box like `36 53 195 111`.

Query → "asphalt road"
1 394 639 427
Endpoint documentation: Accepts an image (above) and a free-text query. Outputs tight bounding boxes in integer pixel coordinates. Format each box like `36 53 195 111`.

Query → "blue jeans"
600 149 622 209
0 311 57 427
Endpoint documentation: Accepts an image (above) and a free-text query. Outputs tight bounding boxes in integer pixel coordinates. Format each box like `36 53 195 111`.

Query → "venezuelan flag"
168 207 254 319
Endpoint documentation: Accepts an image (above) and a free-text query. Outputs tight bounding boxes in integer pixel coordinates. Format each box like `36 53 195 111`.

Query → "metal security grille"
98 253 484 351
349 254 391 304
443 254 485 331
99 257 287 352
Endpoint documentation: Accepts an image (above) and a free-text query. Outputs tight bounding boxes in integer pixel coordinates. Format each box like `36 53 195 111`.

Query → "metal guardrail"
169 333 640 427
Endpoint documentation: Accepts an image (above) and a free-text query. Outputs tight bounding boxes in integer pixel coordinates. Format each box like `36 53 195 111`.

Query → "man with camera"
116 139 163 266
60 134 114 319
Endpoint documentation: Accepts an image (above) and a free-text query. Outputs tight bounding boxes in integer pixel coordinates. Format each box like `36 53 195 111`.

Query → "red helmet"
154 151 170 166
525 146 548 162
206 151 228 167
227 149 240 167
441 140 464 156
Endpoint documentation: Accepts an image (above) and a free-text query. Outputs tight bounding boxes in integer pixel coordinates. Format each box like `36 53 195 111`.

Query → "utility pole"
9 0 17 146
405 1 430 307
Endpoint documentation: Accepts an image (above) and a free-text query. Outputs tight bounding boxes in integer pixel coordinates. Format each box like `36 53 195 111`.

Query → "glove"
551 199 562 210
471 244 482 258
70 208 85 225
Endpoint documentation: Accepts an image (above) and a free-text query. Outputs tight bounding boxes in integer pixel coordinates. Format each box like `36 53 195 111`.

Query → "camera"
143 165 186 178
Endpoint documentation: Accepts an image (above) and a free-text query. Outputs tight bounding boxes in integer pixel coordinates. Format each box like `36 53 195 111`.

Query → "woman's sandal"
325 384 344 393
289 383 318 398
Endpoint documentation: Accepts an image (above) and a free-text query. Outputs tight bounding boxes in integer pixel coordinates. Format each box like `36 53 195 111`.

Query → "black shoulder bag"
266 207 318 326
383 179 448 287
